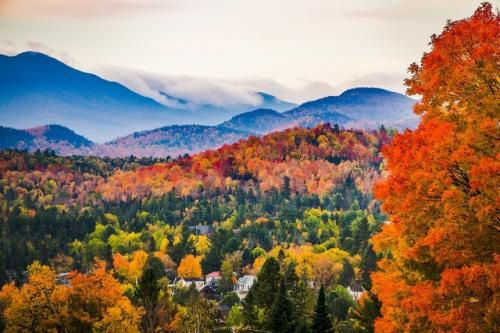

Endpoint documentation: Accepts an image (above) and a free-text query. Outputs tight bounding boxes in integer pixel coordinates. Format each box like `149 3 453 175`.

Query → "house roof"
188 225 212 235
206 271 221 278
238 275 256 284
200 285 217 293
177 277 204 283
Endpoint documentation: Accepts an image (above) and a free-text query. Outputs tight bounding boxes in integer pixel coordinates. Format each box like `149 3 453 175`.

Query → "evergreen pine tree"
146 235 156 253
269 279 295 333
338 258 355 287
312 285 333 333
354 217 370 253
253 257 281 310
287 263 315 332
283 176 291 199
278 248 286 272
242 288 259 329
136 255 166 333
360 244 378 289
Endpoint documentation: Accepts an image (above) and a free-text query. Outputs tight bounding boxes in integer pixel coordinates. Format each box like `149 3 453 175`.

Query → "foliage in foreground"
372 3 500 332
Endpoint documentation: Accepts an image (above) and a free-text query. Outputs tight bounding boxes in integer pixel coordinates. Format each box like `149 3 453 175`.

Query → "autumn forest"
0 3 498 333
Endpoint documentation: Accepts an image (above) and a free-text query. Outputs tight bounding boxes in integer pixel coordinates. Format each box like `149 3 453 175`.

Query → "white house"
175 277 205 291
235 275 256 292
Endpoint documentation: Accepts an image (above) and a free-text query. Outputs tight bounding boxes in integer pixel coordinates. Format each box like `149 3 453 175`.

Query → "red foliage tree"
372 4 499 332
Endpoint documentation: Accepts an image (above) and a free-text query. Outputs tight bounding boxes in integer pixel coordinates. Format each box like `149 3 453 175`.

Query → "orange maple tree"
177 254 203 279
371 3 499 332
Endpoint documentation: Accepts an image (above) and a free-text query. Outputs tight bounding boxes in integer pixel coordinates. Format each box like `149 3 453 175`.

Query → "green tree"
252 257 281 310
327 285 355 323
135 255 167 333
283 176 291 199
179 298 218 333
353 217 370 253
243 257 282 330
242 288 260 329
338 258 355 287
286 263 315 331
348 292 381 333
312 285 333 333
269 279 295 333
360 245 377 289
227 305 245 333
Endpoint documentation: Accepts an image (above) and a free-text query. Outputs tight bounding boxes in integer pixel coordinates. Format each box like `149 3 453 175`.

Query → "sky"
0 0 494 104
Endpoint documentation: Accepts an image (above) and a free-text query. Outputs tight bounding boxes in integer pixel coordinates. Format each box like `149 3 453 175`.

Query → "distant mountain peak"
285 87 417 128
340 87 398 96
0 51 189 142
13 51 51 59
231 108 284 119
253 92 296 112
0 124 93 154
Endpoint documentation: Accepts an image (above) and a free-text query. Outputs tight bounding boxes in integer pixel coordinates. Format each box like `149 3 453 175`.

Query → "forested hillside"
0 124 389 331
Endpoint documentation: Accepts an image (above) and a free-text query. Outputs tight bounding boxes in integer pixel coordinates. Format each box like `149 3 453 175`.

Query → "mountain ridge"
0 51 189 142
0 124 94 154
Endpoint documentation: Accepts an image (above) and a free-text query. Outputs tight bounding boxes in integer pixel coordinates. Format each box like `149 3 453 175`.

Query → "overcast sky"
0 0 494 103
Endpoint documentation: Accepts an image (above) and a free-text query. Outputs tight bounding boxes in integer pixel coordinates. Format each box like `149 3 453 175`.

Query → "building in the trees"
200 285 220 300
175 277 205 291
347 283 364 301
234 274 256 299
188 225 213 236
205 271 222 287
56 272 71 286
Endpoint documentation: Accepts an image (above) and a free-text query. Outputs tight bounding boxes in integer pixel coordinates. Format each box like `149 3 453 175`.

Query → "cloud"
0 40 78 67
96 66 407 108
97 67 264 108
99 68 256 107
96 66 344 107
0 0 180 18
25 41 77 66
0 40 18 55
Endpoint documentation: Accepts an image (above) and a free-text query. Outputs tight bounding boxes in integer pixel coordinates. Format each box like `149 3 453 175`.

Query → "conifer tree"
360 244 377 289
136 255 166 333
253 257 281 310
287 263 315 332
242 288 259 328
338 258 355 287
269 279 295 333
312 285 333 333
354 217 370 253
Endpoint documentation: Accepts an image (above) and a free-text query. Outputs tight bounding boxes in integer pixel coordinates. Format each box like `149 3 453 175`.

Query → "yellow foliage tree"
190 234 211 256
0 261 143 332
177 255 203 279
113 250 148 284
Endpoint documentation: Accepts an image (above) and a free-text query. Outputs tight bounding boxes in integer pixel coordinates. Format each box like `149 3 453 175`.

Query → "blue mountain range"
0 51 418 156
